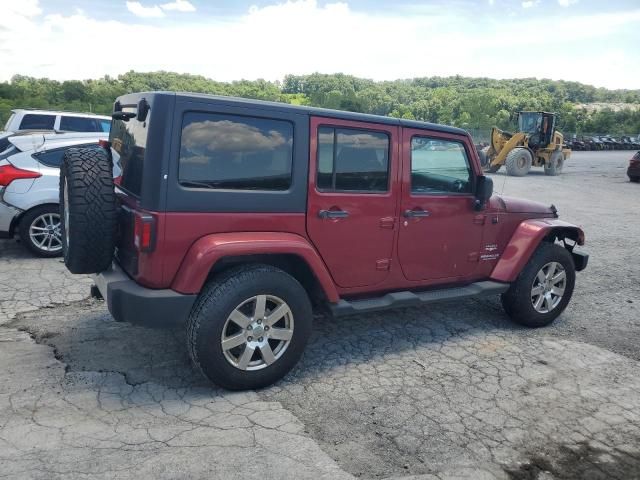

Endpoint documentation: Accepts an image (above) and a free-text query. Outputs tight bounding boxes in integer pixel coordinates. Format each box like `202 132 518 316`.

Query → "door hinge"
379 217 395 229
376 259 391 271
473 215 486 225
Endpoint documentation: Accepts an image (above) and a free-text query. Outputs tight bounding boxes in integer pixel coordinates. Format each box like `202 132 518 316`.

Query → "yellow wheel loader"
478 112 571 176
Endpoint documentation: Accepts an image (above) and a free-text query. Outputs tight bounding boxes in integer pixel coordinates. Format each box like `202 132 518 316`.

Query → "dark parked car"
58 92 588 390
628 151 640 182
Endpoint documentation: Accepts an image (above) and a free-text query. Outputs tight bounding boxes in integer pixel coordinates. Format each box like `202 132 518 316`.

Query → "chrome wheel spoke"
536 270 547 284
544 295 553 312
229 309 251 329
551 270 566 284
533 294 545 310
269 327 293 341
253 295 267 319
259 343 276 365
551 286 565 296
531 285 544 296
237 345 255 370
265 303 291 327
221 333 246 351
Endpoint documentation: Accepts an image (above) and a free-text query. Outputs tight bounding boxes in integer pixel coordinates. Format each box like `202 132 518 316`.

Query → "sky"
1 0 639 89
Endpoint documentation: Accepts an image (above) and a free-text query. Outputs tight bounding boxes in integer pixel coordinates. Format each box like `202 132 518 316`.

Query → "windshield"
518 112 542 134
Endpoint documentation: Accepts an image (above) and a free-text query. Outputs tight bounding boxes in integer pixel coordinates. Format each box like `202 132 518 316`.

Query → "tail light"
133 211 156 253
0 164 42 187
98 139 112 150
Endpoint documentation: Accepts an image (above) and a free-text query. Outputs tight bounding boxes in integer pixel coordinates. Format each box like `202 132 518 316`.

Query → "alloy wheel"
221 294 294 371
29 213 62 253
531 261 566 313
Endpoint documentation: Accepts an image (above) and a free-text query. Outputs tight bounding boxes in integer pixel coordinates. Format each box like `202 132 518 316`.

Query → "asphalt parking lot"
1 150 639 480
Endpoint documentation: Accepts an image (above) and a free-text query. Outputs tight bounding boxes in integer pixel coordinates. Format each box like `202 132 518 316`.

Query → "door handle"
404 209 430 218
318 209 349 219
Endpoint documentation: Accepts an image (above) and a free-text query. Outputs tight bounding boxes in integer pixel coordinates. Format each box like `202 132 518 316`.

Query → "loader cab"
518 111 556 148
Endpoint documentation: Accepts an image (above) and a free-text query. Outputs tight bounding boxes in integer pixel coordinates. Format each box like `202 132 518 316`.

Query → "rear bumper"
93 263 197 329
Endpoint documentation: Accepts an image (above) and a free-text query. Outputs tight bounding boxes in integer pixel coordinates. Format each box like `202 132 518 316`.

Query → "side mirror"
475 175 493 210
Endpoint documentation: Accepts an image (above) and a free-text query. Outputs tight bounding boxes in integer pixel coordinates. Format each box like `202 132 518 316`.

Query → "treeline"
2 71 639 134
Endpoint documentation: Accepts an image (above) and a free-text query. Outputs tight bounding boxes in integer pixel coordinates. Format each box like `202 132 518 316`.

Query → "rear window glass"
60 116 101 132
110 116 147 196
20 114 55 130
178 112 293 191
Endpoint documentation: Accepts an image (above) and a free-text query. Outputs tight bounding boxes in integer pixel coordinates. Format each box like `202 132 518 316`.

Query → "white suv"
0 131 108 256
3 109 111 134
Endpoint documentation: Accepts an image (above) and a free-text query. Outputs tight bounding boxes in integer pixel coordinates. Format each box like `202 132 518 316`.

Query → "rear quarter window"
178 112 293 191
33 144 99 168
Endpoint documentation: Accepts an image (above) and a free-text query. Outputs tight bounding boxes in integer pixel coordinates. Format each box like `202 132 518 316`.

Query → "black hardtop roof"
120 91 469 137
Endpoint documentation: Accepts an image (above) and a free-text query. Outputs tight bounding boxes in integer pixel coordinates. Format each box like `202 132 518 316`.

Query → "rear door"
397 128 483 281
306 117 399 288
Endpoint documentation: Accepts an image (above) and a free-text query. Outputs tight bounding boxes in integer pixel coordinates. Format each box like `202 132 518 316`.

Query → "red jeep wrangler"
60 92 588 390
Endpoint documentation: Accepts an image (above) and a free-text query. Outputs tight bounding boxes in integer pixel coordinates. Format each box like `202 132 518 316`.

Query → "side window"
19 114 55 130
410 137 472 194
317 126 389 192
179 112 293 191
60 116 100 132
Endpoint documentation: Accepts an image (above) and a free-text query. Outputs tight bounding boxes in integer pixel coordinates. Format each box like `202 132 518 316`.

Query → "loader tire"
544 150 564 176
59 147 117 274
505 148 532 177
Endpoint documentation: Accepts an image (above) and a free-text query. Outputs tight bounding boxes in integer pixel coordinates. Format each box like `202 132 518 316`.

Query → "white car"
3 109 111 134
0 131 108 256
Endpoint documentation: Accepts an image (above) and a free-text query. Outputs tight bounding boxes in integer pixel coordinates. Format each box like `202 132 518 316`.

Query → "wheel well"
10 203 58 235
207 254 327 305
543 227 583 249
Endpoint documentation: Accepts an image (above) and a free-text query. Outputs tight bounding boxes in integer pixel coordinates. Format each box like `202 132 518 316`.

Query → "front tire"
501 243 575 328
504 148 532 177
187 265 313 390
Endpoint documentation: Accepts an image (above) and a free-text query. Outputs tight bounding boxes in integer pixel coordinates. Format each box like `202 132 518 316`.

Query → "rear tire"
59 147 117 274
187 265 313 390
18 205 63 257
630 176 640 183
504 148 532 177
501 243 575 328
544 150 564 176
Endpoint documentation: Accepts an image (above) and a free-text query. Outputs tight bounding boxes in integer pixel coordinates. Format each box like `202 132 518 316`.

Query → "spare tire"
59 147 117 274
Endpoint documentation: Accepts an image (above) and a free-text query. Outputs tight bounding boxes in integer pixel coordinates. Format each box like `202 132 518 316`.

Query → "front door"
306 117 399 288
397 128 483 282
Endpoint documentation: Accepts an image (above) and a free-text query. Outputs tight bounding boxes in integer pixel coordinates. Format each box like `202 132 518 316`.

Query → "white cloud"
0 0 638 89
161 0 196 12
558 0 579 6
126 1 165 18
522 1 540 8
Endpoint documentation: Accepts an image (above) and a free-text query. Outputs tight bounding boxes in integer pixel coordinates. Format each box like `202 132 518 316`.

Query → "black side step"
330 281 510 317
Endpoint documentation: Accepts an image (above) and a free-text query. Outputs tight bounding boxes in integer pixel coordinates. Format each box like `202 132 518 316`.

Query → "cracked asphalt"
1 151 639 479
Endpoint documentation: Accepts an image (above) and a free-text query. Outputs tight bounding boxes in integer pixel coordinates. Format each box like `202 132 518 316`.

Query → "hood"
493 195 556 215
